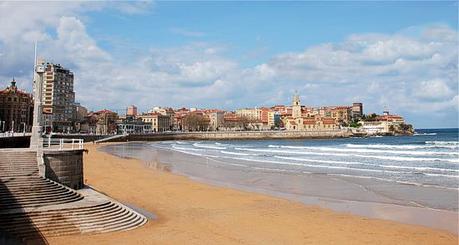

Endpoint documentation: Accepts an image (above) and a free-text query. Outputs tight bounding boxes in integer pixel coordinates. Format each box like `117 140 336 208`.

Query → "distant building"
140 113 171 132
116 116 151 134
74 103 88 122
292 93 301 118
268 111 281 128
91 109 118 134
330 106 352 125
360 111 405 134
41 62 76 132
352 103 363 119
283 93 338 131
127 105 138 117
208 111 225 131
0 79 33 132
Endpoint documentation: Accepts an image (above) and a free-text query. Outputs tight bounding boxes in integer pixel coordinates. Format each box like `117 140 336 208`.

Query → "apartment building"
42 62 76 132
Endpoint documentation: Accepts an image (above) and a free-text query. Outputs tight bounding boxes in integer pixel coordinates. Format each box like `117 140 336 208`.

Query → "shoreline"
102 142 458 234
48 143 458 244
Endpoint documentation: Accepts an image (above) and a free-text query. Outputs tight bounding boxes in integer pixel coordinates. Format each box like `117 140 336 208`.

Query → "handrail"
43 138 83 150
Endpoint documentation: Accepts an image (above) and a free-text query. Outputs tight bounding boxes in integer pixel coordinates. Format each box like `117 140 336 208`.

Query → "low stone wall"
43 149 84 190
127 130 351 142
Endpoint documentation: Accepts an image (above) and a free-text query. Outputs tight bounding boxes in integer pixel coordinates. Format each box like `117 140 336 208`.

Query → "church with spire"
283 92 338 131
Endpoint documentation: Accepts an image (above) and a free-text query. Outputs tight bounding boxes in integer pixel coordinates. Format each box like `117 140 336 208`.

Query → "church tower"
292 91 301 118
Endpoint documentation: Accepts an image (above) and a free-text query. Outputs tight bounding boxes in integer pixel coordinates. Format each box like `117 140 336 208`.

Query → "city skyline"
0 1 457 128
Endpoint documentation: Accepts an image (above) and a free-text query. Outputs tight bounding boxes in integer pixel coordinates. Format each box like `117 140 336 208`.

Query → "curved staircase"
0 149 147 243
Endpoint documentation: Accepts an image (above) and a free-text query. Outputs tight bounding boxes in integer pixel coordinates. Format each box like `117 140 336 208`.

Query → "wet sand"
48 143 458 244
102 142 458 233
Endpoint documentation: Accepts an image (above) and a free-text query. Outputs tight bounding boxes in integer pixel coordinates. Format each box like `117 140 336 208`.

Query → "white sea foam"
220 150 254 156
423 173 459 179
235 147 459 163
426 141 459 146
275 145 458 156
193 143 227 150
172 145 203 151
345 143 458 150
413 133 437 136
272 156 408 174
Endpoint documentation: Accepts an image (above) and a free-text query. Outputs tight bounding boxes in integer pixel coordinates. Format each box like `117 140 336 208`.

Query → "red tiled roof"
303 120 315 125
94 109 116 114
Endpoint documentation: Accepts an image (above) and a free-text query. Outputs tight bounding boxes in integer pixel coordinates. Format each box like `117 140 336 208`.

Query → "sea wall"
43 149 84 190
126 130 351 142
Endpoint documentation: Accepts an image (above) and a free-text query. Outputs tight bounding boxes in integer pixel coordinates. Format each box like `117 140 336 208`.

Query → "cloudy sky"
0 1 457 128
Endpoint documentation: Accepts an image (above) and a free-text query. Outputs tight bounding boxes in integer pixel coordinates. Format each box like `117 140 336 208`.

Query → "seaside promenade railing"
43 138 84 150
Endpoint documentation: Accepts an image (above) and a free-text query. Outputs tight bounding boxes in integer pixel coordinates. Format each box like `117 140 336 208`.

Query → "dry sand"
48 143 458 244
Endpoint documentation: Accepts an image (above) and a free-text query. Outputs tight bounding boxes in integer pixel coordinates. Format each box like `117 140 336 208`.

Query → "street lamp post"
30 51 45 148
30 43 46 177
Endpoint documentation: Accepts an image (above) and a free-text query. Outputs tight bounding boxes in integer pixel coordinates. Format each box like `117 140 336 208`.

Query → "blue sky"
88 1 457 64
0 1 458 128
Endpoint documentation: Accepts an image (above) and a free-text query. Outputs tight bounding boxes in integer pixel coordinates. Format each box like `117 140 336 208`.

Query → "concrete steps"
0 149 147 242
1 202 146 238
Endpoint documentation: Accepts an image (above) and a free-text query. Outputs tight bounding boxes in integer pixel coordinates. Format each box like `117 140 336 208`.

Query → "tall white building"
41 62 76 132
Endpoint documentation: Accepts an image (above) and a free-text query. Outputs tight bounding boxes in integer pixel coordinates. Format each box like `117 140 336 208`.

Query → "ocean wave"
220 150 254 156
426 141 459 146
274 145 458 156
273 156 459 175
345 143 458 150
423 173 459 179
413 133 437 136
272 156 406 173
235 147 459 163
172 145 204 151
193 143 227 150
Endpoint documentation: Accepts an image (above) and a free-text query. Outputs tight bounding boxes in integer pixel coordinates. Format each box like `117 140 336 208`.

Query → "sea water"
101 128 459 233
103 128 458 208
156 128 459 190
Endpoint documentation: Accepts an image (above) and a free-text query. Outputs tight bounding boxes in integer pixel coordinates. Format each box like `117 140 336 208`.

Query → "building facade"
283 93 338 131
42 62 76 132
352 103 363 119
127 105 138 117
0 79 33 132
141 113 172 132
208 111 225 131
91 109 118 135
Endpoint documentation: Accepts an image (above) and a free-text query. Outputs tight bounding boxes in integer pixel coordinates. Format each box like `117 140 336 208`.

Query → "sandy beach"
47 143 458 244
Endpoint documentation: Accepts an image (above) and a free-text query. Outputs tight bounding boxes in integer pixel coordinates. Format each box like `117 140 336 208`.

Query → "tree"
238 116 256 130
349 120 362 128
183 113 209 131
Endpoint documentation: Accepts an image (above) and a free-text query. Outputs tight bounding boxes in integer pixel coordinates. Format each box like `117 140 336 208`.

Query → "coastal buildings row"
1 59 407 135
84 94 403 136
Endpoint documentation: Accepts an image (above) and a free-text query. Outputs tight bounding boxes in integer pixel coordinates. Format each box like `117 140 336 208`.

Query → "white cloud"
0 2 457 127
414 79 455 101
